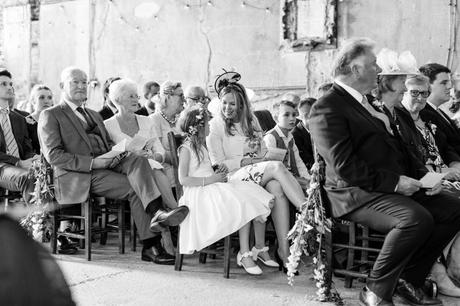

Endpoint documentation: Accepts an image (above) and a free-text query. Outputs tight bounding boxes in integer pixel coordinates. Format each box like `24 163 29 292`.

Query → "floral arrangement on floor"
286 153 343 305
20 156 54 242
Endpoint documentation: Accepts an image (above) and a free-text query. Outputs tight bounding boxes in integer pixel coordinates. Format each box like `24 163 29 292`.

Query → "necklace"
159 110 177 125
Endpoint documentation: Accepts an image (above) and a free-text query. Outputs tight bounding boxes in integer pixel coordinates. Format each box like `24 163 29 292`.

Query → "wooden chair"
167 131 233 278
316 152 384 288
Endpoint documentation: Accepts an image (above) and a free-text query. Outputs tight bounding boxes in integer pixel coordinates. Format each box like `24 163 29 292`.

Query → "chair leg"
360 226 369 274
119 202 125 254
344 222 356 288
51 209 58 254
80 204 85 249
223 235 231 279
325 221 334 283
131 215 137 252
85 200 92 261
175 226 183 271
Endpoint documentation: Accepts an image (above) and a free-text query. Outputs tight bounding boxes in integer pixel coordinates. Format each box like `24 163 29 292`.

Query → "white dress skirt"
179 144 273 254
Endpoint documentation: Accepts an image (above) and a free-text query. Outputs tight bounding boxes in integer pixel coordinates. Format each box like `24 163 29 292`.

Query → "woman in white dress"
103 79 177 210
150 81 185 187
207 71 307 272
177 105 273 275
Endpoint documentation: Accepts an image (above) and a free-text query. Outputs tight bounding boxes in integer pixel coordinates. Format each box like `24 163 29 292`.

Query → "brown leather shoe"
359 287 394 306
150 206 189 232
396 279 443 305
141 246 175 265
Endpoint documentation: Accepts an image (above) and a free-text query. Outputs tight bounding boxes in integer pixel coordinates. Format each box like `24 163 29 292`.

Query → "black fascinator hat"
214 69 241 97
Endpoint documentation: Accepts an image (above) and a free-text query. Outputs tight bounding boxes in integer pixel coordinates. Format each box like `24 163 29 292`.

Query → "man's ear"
59 82 64 90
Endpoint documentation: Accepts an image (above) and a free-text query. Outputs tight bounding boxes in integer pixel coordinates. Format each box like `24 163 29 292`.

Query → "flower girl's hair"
178 105 209 165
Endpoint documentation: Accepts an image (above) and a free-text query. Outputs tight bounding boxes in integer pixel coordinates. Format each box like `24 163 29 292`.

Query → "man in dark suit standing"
38 67 188 264
0 70 37 203
309 38 460 306
420 63 460 168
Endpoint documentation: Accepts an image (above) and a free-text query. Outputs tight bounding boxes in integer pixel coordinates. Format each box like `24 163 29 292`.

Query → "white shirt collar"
426 100 438 110
334 79 365 104
274 124 292 141
63 97 84 111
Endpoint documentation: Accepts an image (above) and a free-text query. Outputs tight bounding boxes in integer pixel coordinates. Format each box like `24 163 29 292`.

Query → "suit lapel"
333 84 389 133
86 109 111 148
60 102 92 148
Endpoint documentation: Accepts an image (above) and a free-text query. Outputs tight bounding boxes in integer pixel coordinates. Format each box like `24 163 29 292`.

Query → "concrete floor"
52 238 460 306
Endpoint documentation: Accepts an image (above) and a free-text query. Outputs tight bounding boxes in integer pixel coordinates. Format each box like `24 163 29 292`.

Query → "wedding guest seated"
184 85 210 108
0 69 38 204
420 63 460 168
98 77 120 120
264 100 310 189
207 71 306 273
177 106 275 275
136 81 159 116
292 96 315 169
309 37 460 306
439 89 460 128
38 67 189 265
150 81 186 188
21 84 54 154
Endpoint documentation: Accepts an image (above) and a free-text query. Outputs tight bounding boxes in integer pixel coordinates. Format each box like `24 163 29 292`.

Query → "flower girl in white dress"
177 105 276 275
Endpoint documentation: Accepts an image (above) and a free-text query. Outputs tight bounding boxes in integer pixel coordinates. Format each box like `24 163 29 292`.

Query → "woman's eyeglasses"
408 90 430 98
0 81 13 87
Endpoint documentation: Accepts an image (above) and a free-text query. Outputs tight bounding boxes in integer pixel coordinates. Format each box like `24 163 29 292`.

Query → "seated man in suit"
420 63 460 169
136 81 159 116
310 38 460 306
0 69 37 204
38 67 189 264
98 77 120 120
292 96 315 169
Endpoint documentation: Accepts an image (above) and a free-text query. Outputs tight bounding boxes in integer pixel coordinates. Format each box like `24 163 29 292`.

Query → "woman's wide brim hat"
214 69 241 96
377 48 420 75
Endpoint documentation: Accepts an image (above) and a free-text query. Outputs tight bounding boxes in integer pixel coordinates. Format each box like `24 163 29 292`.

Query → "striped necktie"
0 109 19 158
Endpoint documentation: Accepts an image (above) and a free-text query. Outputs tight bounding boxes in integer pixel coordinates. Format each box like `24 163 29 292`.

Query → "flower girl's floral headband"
181 105 208 136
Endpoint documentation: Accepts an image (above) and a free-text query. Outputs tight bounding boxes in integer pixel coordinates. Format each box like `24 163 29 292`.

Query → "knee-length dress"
179 144 273 254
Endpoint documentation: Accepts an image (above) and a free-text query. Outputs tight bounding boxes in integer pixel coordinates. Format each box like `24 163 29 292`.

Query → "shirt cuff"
90 158 94 171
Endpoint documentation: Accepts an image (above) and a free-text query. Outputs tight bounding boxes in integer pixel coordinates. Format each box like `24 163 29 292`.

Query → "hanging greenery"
286 153 343 305
20 156 54 242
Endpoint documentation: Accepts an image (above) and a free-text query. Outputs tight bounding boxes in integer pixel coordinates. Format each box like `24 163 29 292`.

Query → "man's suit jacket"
0 111 34 165
291 122 314 169
420 104 460 158
38 101 114 204
309 84 426 218
98 105 115 120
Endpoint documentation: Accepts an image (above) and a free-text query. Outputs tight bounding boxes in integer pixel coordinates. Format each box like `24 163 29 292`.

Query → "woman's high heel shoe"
237 251 263 275
275 250 299 275
251 246 279 268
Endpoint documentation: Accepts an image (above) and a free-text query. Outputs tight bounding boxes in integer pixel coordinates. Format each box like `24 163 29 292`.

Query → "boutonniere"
372 100 385 112
427 121 437 134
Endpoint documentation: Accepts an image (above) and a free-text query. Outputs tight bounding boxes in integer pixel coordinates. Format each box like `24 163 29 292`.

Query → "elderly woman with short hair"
150 81 185 186
103 79 178 210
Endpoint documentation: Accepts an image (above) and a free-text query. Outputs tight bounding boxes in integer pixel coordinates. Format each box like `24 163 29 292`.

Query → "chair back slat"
167 131 185 199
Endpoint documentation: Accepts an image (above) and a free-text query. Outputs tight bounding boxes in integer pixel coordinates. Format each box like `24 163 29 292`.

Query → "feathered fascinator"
214 69 241 97
377 48 419 75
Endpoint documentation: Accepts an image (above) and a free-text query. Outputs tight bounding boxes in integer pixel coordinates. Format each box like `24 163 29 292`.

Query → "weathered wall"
2 0 460 111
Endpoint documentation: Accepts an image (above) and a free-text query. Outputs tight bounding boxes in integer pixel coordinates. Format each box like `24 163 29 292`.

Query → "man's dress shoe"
396 279 443 305
150 206 189 232
141 246 175 265
359 287 394 306
57 236 78 255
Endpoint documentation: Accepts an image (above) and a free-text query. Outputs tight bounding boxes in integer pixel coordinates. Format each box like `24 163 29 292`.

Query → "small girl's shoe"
237 251 263 275
251 246 279 268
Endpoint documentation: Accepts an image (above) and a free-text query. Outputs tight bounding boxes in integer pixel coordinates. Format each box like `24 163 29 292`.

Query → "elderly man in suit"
38 67 188 264
309 38 460 306
0 69 37 203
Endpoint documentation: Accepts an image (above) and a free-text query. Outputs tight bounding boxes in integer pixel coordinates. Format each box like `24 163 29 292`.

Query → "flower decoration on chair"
20 156 54 242
286 149 343 305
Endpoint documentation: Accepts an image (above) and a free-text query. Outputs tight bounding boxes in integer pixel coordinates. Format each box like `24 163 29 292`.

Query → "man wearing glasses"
420 63 460 166
136 81 160 116
184 85 210 108
0 69 38 205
